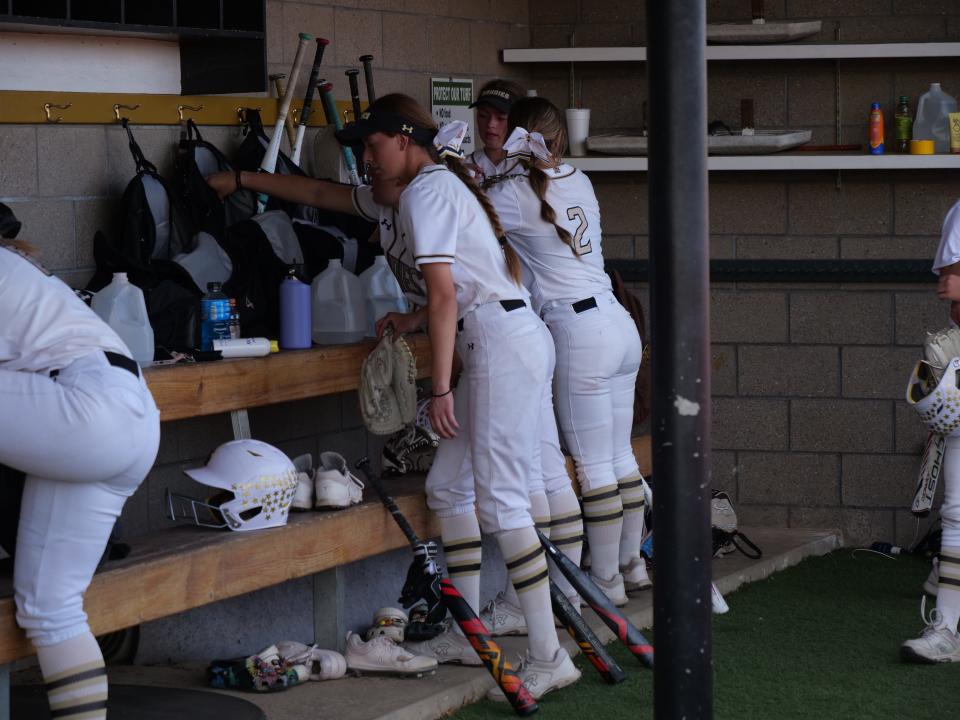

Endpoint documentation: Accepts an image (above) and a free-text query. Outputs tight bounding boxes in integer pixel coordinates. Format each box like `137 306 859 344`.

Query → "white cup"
565 108 591 157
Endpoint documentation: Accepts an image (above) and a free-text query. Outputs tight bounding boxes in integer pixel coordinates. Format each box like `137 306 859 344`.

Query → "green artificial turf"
450 551 960 720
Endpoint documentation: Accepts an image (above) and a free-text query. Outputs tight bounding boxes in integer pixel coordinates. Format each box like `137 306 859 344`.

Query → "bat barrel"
359 54 376 103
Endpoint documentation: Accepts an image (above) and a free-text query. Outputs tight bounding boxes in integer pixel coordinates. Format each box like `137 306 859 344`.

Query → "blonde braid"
526 163 578 257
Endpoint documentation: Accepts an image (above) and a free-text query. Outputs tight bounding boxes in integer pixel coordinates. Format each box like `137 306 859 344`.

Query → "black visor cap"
335 110 436 147
468 91 514 114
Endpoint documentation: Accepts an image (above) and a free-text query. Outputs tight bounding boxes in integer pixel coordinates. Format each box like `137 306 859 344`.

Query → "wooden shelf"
564 153 960 172
503 42 960 63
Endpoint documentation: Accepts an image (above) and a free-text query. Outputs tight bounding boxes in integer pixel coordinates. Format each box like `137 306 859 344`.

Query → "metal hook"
113 103 140 121
237 106 263 124
343 109 352 125
177 104 203 122
44 102 72 123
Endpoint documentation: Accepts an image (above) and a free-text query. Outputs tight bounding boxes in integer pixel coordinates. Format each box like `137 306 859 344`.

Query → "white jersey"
352 165 526 318
466 149 523 186
933 199 960 274
486 164 612 313
0 246 129 375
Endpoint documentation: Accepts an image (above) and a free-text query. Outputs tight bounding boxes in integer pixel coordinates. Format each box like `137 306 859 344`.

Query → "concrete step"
27 526 841 720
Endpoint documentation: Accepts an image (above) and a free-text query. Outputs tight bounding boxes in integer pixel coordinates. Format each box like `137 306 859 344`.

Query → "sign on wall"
430 77 474 155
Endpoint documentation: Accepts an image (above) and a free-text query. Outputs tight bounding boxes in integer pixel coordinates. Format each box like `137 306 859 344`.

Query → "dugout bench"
0 334 650 719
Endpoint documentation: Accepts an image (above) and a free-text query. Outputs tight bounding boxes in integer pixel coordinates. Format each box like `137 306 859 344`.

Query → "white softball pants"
0 351 160 647
424 301 556 533
542 291 642 493
943 436 960 547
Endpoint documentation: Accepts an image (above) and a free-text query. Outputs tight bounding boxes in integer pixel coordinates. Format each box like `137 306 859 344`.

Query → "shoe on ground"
314 452 364 509
274 640 347 681
923 557 940 596
344 631 437 677
404 627 483 666
621 555 652 592
486 647 581 702
480 593 528 636
901 599 960 664
591 572 629 607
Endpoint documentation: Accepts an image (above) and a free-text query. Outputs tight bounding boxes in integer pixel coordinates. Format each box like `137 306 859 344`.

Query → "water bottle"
310 259 365 345
894 95 912 153
200 281 232 351
279 265 312 349
359 255 408 338
914 83 958 153
91 272 154 367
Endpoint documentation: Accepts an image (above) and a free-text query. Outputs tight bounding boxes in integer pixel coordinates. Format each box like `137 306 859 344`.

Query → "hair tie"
503 126 553 163
433 120 468 160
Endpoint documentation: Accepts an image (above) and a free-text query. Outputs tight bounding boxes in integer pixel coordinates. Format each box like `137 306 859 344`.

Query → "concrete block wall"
527 1 960 546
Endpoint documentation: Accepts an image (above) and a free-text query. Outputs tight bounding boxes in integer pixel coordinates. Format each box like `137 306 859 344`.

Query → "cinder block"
840 235 940 259
735 235 839 260
736 504 789 527
176 414 237 462
593 177 648 235
334 8 382 67
841 453 918 507
354 0 400 10
837 508 895 548
711 450 739 499
383 13 430 71
789 506 842 532
5 199 75 270
791 399 893 453
835 16 948 43
579 71 648 132
788 179 893 236
787 1 888 17
712 344 737 396
738 451 840 505
528 0 578 24
75 199 120 270
603 235 634 259
581 0 644 23
248 395 343 443
37 126 107 198
542 22 632 47
707 0 785 21
787 66 836 127
894 291 950 345
712 290 788 343
738 345 839 397
713 398 789 451
448 0 494 20
266 0 283 65
709 236 736 259
895 401 928 455
842 346 921 399
470 22 512 77
489 0 529 23
950 16 960 40
708 65 787 130
790 291 892 344
709 178 787 235
531 24 574 49
282 4 336 64
894 179 960 236
0 126 37 197
428 17 480 76
341 390 365 430
894 510 940 550
892 0 957 14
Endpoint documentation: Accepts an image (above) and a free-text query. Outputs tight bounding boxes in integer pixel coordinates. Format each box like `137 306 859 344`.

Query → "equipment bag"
711 490 762 559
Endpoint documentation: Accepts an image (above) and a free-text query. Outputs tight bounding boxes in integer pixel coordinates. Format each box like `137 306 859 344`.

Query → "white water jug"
310 259 366 345
359 255 408 337
914 83 958 153
91 272 154 366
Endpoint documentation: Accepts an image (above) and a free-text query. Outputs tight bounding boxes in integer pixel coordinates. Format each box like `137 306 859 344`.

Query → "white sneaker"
314 452 364 509
901 599 960 664
344 631 437 677
403 627 483 666
591 572 629 607
274 640 347 680
621 555 652 592
486 647 581 702
290 454 314 510
923 557 940 596
480 593 528 636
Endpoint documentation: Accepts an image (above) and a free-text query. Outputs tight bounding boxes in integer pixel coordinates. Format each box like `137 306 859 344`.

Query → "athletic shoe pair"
480 591 583 637
344 631 437 677
621 555 653 592
901 597 960 664
291 452 364 510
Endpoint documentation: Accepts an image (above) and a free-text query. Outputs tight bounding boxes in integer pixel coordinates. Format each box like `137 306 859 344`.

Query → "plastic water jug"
279 266 312 349
91 272 154 366
914 83 958 153
311 259 365 345
359 255 408 338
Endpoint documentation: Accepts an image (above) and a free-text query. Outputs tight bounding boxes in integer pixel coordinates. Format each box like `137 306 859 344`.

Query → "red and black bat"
549 580 626 684
357 459 538 717
538 529 654 668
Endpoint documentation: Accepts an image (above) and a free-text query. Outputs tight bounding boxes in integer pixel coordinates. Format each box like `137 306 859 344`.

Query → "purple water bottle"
279 265 312 349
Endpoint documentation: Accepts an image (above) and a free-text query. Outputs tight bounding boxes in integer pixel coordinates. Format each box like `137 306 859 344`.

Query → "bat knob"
360 54 374 62
346 68 360 76
317 37 331 46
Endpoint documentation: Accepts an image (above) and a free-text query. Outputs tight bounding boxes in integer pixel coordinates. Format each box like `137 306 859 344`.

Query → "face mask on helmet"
166 439 299 531
906 357 960 437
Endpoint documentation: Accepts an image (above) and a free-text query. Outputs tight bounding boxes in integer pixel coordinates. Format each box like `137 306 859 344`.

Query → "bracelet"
431 388 453 399
235 168 243 191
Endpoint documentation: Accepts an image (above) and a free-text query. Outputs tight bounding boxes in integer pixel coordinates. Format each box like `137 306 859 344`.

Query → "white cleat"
274 640 347 681
314 452 364 509
344 632 437 677
621 555 652 592
590 572 629 607
486 647 581 702
901 600 960 664
480 593 528 636
403 627 483 666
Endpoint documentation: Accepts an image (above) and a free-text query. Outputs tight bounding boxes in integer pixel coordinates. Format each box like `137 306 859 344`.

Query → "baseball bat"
346 68 363 123
269 73 297 148
359 54 376 103
549 580 626 684
291 37 330 166
356 459 538 717
258 33 312 213
320 82 362 185
537 529 654 668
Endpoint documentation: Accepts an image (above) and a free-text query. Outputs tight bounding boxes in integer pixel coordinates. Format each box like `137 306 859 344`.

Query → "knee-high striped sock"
581 485 624 583
36 632 107 720
937 547 960 632
498 526 560 661
547 485 584 604
502 491 551 607
617 473 647 567
440 513 483 616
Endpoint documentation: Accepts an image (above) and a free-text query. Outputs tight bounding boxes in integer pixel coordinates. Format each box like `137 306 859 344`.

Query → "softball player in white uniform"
0 240 160 720
485 97 651 603
207 94 580 698
464 79 524 187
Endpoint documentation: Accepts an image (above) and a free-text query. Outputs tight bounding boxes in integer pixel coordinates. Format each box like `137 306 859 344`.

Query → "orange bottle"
869 102 884 154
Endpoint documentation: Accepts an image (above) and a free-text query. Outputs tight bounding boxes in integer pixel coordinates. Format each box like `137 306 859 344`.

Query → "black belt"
572 296 598 313
457 299 526 332
50 351 140 379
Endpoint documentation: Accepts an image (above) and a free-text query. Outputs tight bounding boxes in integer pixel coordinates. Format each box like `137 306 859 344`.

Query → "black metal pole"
646 2 712 719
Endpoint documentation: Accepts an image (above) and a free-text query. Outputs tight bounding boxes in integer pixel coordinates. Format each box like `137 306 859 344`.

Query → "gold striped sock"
582 486 624 526
45 663 107 720
940 549 960 590
506 542 550 594
444 536 482 578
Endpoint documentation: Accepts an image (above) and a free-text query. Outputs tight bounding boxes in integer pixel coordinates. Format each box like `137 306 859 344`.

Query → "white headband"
433 120 468 160
503 126 552 163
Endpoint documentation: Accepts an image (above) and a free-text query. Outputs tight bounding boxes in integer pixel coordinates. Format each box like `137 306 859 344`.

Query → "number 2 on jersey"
566 206 593 256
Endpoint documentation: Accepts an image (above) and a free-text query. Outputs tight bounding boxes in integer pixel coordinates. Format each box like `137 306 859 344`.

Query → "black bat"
346 68 363 123
359 53 376 103
538 529 654 668
291 36 330 165
356 458 538 717
549 580 626 684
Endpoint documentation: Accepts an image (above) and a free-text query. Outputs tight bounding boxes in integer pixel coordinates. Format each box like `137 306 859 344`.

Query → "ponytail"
0 238 38 256
526 163 579 258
